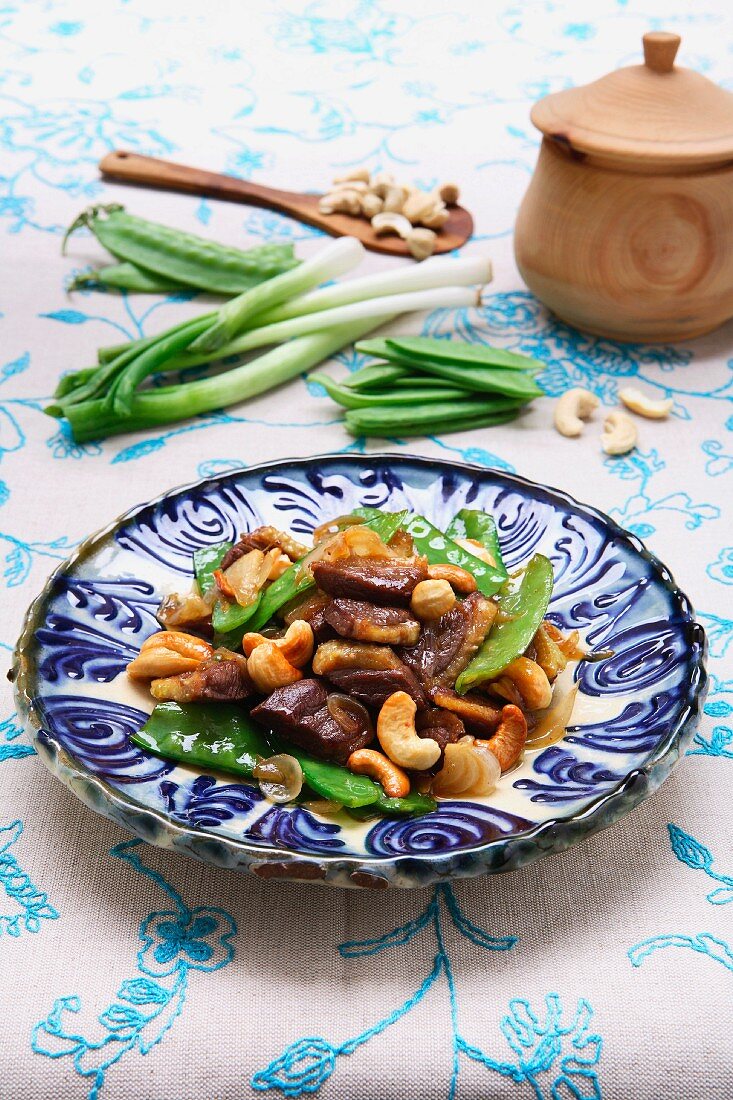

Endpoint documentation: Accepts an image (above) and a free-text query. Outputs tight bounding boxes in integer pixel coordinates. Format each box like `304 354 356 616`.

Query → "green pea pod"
352 506 507 598
386 335 546 373
344 403 522 438
64 205 299 295
237 508 408 640
346 790 437 818
355 344 542 400
269 738 380 808
310 373 469 409
445 509 507 581
343 364 411 391
132 701 270 777
212 592 263 640
193 542 232 596
455 553 554 694
71 262 189 294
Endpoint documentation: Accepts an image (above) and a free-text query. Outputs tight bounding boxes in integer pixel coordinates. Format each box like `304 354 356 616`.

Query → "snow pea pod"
344 403 521 438
64 205 299 295
353 507 506 596
310 373 469 409
348 790 437 818
445 508 507 580
193 541 233 596
132 701 270 777
355 343 542 400
455 553 554 694
269 738 380 808
386 335 546 373
71 262 189 294
343 364 411 391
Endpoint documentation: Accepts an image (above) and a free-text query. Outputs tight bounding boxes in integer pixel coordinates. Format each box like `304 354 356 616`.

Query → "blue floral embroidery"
31 839 236 1099
0 820 59 937
252 884 602 1099
0 712 35 762
629 934 733 975
667 824 733 904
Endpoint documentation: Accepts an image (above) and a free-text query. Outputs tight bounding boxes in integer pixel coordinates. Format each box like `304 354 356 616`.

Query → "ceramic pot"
514 32 733 343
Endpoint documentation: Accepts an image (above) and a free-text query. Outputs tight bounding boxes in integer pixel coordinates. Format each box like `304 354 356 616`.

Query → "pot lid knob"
643 31 681 74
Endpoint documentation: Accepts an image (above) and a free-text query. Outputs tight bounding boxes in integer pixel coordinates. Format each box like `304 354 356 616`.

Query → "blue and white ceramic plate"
13 455 707 889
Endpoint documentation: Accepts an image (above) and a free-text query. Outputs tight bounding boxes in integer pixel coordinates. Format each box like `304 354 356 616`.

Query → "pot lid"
531 32 733 167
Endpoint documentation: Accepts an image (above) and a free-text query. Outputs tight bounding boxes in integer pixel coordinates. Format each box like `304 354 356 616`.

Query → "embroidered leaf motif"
40 309 91 324
707 887 733 906
668 824 712 871
118 978 170 1005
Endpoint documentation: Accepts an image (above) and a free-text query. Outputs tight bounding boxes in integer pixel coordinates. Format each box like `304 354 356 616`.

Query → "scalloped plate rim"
11 452 708 888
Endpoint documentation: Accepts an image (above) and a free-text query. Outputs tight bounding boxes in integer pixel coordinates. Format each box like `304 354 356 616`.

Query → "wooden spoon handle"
99 150 303 215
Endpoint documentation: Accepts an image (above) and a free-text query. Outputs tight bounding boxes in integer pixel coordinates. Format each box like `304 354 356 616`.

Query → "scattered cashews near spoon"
618 387 674 419
553 387 600 437
601 410 638 455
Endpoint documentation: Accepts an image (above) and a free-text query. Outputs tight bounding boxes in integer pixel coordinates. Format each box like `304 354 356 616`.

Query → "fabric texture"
1 1 732 1098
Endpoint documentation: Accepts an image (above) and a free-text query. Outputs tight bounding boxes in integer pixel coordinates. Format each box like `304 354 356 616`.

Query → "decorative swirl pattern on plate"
514 747 625 804
566 693 681 754
36 695 171 784
159 775 260 828
366 803 533 856
247 806 345 852
576 622 686 695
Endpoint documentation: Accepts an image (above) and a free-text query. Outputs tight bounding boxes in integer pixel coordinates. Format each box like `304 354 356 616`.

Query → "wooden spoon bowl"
99 151 474 258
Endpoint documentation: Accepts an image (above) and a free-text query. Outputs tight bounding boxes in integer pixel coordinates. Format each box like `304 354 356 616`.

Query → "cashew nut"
410 578 456 621
382 185 408 213
438 182 460 205
247 643 303 693
318 190 362 216
371 171 395 197
419 204 449 230
553 388 600 438
312 640 402 675
431 736 501 797
427 562 477 593
476 704 528 772
371 212 411 238
377 691 441 770
127 631 213 680
491 657 553 711
602 410 638 455
454 537 496 566
406 227 437 261
332 167 370 185
361 192 383 219
347 748 410 798
618 387 673 420
402 190 439 223
243 619 314 668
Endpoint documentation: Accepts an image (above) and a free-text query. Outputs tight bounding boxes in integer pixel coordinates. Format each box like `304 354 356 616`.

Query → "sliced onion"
525 684 579 751
253 754 303 804
294 524 394 583
220 548 278 608
303 799 344 817
432 737 500 798
312 514 366 543
327 693 373 738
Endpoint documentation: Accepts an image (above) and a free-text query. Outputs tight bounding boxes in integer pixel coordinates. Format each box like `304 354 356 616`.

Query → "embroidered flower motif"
138 906 235 977
252 1038 336 1097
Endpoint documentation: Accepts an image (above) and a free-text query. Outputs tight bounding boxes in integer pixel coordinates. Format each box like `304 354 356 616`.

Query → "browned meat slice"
283 592 336 642
151 649 252 703
326 667 428 710
312 557 428 605
251 678 373 764
324 599 420 645
431 688 501 736
416 708 466 758
220 526 308 570
399 592 497 687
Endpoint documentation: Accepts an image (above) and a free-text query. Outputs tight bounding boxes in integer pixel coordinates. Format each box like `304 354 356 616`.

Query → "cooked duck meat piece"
251 678 373 764
150 649 252 703
220 526 309 571
326 666 429 710
431 688 501 737
416 708 466 758
283 592 336 643
312 639 404 674
324 599 420 646
312 557 428 605
399 592 497 687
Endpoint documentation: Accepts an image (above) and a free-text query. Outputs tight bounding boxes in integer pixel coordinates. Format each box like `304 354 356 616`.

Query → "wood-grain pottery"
514 33 733 343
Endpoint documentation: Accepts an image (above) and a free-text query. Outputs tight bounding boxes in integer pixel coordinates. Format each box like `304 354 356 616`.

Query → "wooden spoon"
98 151 473 258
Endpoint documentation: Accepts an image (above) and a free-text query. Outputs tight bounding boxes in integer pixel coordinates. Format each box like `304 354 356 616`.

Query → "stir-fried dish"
128 507 588 820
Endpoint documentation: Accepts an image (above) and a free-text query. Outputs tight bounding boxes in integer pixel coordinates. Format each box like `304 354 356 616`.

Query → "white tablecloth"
1 2 732 1097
